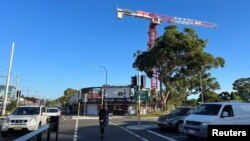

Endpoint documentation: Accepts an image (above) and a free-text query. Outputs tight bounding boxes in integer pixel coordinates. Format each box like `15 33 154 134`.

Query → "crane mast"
117 8 217 90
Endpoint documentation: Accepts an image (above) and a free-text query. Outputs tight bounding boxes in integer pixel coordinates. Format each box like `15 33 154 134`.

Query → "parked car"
157 106 193 133
1 105 47 137
47 107 61 117
113 109 124 115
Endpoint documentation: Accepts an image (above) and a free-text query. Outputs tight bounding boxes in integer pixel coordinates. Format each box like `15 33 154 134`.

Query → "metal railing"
14 116 59 141
14 124 50 141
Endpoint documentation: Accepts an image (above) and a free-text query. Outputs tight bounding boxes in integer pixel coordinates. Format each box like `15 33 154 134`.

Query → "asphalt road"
0 116 198 141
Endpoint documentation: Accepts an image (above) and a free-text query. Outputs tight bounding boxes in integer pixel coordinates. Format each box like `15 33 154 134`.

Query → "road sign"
134 91 148 102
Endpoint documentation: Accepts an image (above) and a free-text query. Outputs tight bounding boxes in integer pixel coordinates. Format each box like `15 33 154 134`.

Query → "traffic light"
131 76 137 87
16 90 21 97
140 75 146 89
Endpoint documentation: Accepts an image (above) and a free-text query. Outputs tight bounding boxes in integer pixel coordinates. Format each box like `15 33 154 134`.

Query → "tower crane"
117 8 217 90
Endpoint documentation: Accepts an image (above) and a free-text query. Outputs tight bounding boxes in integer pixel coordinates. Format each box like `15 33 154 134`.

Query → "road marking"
61 115 65 120
110 122 149 141
73 118 79 141
146 130 177 141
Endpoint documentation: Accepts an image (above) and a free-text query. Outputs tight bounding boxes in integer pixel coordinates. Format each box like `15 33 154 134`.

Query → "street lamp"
98 66 108 87
91 64 108 109
98 66 108 110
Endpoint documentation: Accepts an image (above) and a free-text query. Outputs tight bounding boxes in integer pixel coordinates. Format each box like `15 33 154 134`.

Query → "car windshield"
12 107 40 115
192 104 222 116
170 108 190 116
47 109 58 113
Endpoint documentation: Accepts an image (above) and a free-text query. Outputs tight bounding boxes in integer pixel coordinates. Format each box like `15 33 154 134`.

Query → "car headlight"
3 117 10 123
29 117 38 124
2 117 10 128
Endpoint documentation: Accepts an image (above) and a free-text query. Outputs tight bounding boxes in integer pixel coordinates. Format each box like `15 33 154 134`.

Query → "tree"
218 91 231 101
230 91 243 101
184 99 198 107
198 91 219 102
59 88 77 107
133 25 225 111
6 100 17 115
147 89 159 112
232 77 250 101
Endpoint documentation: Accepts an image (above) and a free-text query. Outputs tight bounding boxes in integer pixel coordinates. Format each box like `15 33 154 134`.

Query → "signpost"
134 91 148 102
135 91 149 125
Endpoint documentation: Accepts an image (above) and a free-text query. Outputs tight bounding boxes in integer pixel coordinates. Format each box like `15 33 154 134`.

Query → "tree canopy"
232 77 250 101
58 88 77 106
133 25 225 110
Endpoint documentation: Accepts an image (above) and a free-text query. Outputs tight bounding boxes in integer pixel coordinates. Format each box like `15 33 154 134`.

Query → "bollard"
47 118 51 141
49 116 59 141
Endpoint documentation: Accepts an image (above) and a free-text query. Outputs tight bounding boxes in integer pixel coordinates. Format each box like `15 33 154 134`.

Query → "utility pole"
15 75 19 100
15 75 21 107
2 42 15 116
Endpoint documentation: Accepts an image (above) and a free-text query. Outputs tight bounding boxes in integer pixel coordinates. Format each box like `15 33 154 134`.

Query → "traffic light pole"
137 71 141 126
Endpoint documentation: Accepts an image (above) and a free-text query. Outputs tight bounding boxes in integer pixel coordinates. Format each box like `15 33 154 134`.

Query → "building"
0 85 16 100
69 85 137 115
0 85 16 110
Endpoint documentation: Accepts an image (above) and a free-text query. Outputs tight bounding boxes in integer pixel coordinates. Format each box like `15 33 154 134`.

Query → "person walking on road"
98 105 109 139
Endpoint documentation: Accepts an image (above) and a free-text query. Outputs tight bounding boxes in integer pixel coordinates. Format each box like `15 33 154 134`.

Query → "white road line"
61 115 65 120
110 122 148 141
146 130 177 141
73 118 79 141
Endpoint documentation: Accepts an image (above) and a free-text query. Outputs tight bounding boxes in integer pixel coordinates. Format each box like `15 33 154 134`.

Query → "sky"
0 0 249 100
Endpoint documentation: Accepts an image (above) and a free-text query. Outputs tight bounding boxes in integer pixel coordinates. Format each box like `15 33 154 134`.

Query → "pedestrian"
98 105 109 139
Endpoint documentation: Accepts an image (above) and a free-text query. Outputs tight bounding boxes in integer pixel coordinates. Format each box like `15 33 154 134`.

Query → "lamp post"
2 42 15 116
91 64 108 109
98 66 108 87
98 66 108 109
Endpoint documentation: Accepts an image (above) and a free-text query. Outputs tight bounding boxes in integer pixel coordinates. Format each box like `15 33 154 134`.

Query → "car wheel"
1 131 9 137
177 122 184 133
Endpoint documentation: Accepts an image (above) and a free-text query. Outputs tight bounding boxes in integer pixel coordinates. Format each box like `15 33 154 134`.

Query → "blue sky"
0 0 249 99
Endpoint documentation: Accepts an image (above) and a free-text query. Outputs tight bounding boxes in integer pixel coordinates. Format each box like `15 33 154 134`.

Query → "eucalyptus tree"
232 77 250 101
218 91 231 101
133 25 224 110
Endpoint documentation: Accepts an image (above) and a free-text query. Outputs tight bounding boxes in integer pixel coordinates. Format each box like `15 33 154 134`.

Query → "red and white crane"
117 8 218 90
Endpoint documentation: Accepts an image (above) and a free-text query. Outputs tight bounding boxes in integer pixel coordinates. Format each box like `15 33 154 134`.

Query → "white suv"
47 107 61 117
1 105 47 137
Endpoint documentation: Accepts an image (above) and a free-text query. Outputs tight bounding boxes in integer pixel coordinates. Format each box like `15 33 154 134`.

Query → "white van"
183 101 250 139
